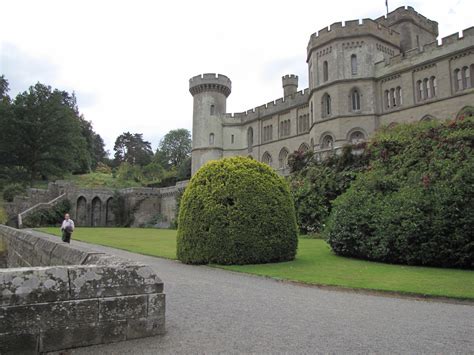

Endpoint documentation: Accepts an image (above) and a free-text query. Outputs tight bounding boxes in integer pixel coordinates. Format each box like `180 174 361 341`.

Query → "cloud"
0 43 58 95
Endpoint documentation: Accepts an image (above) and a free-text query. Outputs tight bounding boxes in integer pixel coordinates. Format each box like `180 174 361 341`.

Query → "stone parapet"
0 226 165 353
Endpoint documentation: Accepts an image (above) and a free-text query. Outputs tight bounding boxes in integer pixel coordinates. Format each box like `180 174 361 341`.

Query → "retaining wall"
0 225 165 354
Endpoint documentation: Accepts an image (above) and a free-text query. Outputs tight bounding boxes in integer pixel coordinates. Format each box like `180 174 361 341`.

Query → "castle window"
262 152 272 167
247 127 253 153
310 102 314 123
310 138 314 149
263 125 273 142
299 143 310 153
351 89 361 111
321 135 334 149
463 66 471 89
278 148 289 169
430 77 437 97
323 61 328 82
424 78 431 99
455 69 462 91
210 105 215 115
322 93 331 117
349 131 365 144
390 88 396 107
417 80 423 101
231 134 234 144
396 87 403 106
209 133 215 145
351 54 357 75
385 90 390 109
471 65 474 88
280 119 290 138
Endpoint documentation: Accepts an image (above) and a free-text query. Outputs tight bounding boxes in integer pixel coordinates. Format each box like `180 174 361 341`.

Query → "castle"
189 6 474 175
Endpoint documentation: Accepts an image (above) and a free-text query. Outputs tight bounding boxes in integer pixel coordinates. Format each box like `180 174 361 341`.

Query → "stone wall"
0 225 165 354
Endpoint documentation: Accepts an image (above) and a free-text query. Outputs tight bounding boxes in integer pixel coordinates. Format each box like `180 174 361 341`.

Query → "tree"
78 116 107 172
155 129 191 169
0 82 88 183
113 132 153 166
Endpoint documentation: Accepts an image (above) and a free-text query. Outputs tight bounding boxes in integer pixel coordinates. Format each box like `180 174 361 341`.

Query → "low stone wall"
0 225 165 354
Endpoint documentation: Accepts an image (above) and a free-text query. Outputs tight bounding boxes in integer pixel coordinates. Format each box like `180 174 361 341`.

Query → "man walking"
60 213 75 243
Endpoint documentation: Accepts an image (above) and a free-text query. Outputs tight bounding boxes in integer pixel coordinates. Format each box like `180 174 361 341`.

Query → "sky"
1 0 472 155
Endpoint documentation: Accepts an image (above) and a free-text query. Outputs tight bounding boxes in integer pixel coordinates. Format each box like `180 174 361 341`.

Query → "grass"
37 227 474 300
67 172 142 189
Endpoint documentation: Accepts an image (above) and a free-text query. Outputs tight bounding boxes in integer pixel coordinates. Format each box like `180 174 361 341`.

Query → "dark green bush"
22 199 72 227
290 145 369 234
2 183 27 202
177 156 298 265
325 118 474 268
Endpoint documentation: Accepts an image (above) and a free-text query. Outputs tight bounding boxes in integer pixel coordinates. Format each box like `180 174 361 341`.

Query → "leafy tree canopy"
155 128 191 169
113 132 153 166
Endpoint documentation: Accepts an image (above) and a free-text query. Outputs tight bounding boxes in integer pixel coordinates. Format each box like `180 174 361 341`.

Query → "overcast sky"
1 0 472 154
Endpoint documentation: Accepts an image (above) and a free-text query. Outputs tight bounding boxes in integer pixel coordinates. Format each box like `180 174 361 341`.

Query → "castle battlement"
189 73 232 97
223 88 309 123
376 6 438 36
375 27 474 71
307 18 400 58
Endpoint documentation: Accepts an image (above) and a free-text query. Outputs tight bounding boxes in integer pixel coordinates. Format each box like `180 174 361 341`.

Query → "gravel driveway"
64 240 474 354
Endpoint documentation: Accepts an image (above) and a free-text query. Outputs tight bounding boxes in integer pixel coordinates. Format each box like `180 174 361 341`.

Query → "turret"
282 74 298 97
189 73 232 175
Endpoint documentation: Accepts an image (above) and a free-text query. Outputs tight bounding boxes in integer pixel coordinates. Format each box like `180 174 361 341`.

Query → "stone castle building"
189 6 474 175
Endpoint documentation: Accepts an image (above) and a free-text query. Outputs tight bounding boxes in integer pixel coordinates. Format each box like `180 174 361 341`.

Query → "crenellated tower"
282 74 298 97
189 73 232 175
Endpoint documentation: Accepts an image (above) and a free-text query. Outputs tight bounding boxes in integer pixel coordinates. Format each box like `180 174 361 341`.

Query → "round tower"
189 73 232 175
282 74 298 97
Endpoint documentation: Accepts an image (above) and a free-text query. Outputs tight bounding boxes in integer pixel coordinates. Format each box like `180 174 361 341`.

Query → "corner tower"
189 73 232 175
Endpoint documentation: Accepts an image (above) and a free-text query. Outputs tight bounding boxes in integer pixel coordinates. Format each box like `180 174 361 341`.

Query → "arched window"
310 138 314 149
321 134 334 149
470 64 474 88
278 148 289 169
390 88 396 107
455 69 462 91
310 101 314 123
430 77 437 97
231 134 234 144
351 89 361 111
421 115 434 122
209 133 215 145
385 90 390 109
417 80 423 101
456 106 474 120
247 127 253 153
425 78 431 98
423 78 429 99
323 61 328 82
298 143 310 152
322 94 331 117
396 87 403 106
351 54 357 75
210 104 215 115
349 131 365 144
463 66 470 89
262 152 272 166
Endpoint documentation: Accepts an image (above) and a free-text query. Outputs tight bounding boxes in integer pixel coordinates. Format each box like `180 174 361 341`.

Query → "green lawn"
37 227 474 299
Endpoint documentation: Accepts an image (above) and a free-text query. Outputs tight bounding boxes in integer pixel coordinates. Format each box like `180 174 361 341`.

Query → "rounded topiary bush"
177 156 298 265
324 118 474 269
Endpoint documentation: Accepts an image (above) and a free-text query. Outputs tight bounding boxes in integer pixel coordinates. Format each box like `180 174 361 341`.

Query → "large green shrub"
177 156 298 265
325 118 474 268
290 146 369 234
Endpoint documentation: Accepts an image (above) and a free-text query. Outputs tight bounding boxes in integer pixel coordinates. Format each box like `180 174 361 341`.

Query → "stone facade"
190 6 474 175
6 180 188 228
0 225 165 353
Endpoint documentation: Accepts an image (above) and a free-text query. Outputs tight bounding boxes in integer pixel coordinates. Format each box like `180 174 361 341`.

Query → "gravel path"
66 240 474 354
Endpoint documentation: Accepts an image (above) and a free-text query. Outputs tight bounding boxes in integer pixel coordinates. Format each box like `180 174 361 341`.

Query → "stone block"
126 317 166 339
34 238 60 266
0 331 39 354
49 243 91 265
0 299 99 333
148 293 166 318
40 321 127 352
69 264 163 299
99 295 147 322
0 267 69 306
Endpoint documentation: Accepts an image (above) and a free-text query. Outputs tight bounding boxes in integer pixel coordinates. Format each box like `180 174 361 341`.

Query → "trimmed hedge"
177 156 298 265
324 118 474 268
